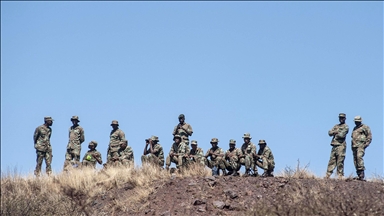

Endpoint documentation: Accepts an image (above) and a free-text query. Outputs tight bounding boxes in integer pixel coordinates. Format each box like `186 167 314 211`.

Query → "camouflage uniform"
118 141 134 167
141 136 165 167
205 138 226 174
351 116 372 179
240 133 257 175
172 114 193 153
255 140 275 176
166 135 188 169
82 141 102 169
187 140 206 166
34 116 53 176
107 120 126 164
224 140 242 174
326 113 349 178
64 116 85 170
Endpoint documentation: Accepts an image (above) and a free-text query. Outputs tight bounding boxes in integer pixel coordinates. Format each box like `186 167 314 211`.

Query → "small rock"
198 208 206 212
208 181 216 187
213 201 226 209
193 199 206 205
160 210 171 216
257 194 262 199
205 176 216 181
188 182 197 186
224 189 238 199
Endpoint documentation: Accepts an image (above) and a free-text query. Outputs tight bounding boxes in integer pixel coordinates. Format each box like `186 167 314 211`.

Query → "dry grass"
277 159 316 179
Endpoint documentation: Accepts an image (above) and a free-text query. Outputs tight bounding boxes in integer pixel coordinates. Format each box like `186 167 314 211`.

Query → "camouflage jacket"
67 125 85 149
225 148 242 161
172 123 193 141
328 123 349 145
109 129 125 152
145 143 165 163
257 146 275 165
169 142 188 157
118 146 134 161
33 124 52 152
205 147 224 161
189 147 204 159
351 124 372 148
241 142 256 156
82 149 102 165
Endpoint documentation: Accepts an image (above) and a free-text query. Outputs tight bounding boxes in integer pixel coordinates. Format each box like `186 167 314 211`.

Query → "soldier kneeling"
166 135 188 171
82 141 102 169
254 140 275 177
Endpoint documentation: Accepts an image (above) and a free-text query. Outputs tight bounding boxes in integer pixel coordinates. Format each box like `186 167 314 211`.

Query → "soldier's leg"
63 150 73 171
177 155 184 169
34 151 44 176
216 157 226 175
352 147 358 171
336 145 346 177
45 151 52 175
165 155 172 169
356 147 366 171
326 146 337 177
141 155 148 164
73 148 81 167
250 157 258 176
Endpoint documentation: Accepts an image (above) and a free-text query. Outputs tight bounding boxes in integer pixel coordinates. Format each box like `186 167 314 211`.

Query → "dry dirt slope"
94 175 384 216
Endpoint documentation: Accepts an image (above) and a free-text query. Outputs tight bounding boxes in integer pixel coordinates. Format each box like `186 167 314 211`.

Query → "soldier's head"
120 140 128 149
338 113 346 124
111 120 119 130
44 116 54 126
89 140 98 150
354 116 362 126
258 140 267 149
178 114 185 124
191 140 198 150
150 135 159 144
229 139 236 150
242 133 252 144
173 135 182 144
210 138 219 148
71 116 80 126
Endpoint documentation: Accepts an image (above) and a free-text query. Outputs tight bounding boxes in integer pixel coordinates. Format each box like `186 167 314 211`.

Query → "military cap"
338 113 346 118
258 140 267 145
173 135 182 140
119 140 128 145
229 139 236 145
354 116 362 122
191 140 198 145
150 135 159 142
44 116 54 121
242 133 252 139
110 120 119 126
89 140 98 147
71 115 80 122
210 138 219 143
178 114 185 119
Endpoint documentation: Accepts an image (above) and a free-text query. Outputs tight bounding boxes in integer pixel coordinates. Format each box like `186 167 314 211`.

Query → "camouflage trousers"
141 154 164 167
240 155 256 172
352 146 366 171
63 148 81 170
186 157 206 167
34 150 52 176
255 158 275 171
224 158 240 172
82 160 97 169
166 155 186 168
326 144 346 176
206 157 226 170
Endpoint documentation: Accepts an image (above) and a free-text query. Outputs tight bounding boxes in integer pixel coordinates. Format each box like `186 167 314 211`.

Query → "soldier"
141 135 164 167
240 133 258 177
351 116 372 181
33 116 54 176
255 140 275 177
224 139 242 176
118 140 134 167
205 138 226 176
107 120 125 164
82 141 102 169
187 140 206 166
63 116 85 171
172 114 193 152
325 113 349 179
165 135 188 170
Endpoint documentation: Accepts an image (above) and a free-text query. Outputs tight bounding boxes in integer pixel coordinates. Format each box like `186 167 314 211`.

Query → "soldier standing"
63 116 85 171
82 141 102 169
172 114 193 152
351 116 372 181
255 140 275 177
33 116 54 176
325 113 349 179
224 139 242 176
141 136 164 167
165 135 188 170
107 120 125 164
118 140 134 167
240 133 258 177
205 138 226 176
187 140 206 166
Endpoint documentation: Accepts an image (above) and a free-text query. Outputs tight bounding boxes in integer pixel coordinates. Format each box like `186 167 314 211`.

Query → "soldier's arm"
172 126 177 136
335 125 349 139
95 152 102 164
184 124 193 136
120 130 126 141
365 126 372 146
328 125 338 137
127 148 134 160
33 127 40 144
216 149 225 157
80 128 85 144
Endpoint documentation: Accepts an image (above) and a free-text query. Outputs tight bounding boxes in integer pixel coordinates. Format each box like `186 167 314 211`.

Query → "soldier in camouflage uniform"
240 133 258 177
118 140 134 167
255 140 275 177
325 113 349 179
224 139 242 176
166 135 188 170
351 116 372 181
107 120 126 165
82 141 102 169
205 138 226 176
172 114 193 153
187 140 206 166
34 116 54 176
63 116 85 171
141 135 164 167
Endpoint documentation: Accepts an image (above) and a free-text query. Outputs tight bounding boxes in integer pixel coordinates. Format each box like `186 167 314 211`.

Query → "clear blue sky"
1 2 383 177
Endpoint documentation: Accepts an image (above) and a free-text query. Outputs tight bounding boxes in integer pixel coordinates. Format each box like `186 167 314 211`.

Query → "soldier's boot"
165 165 170 171
243 169 251 177
252 169 259 177
358 170 365 181
34 170 40 177
222 169 227 176
232 171 239 176
353 170 362 180
227 170 233 176
324 172 331 179
267 170 274 177
337 174 344 180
